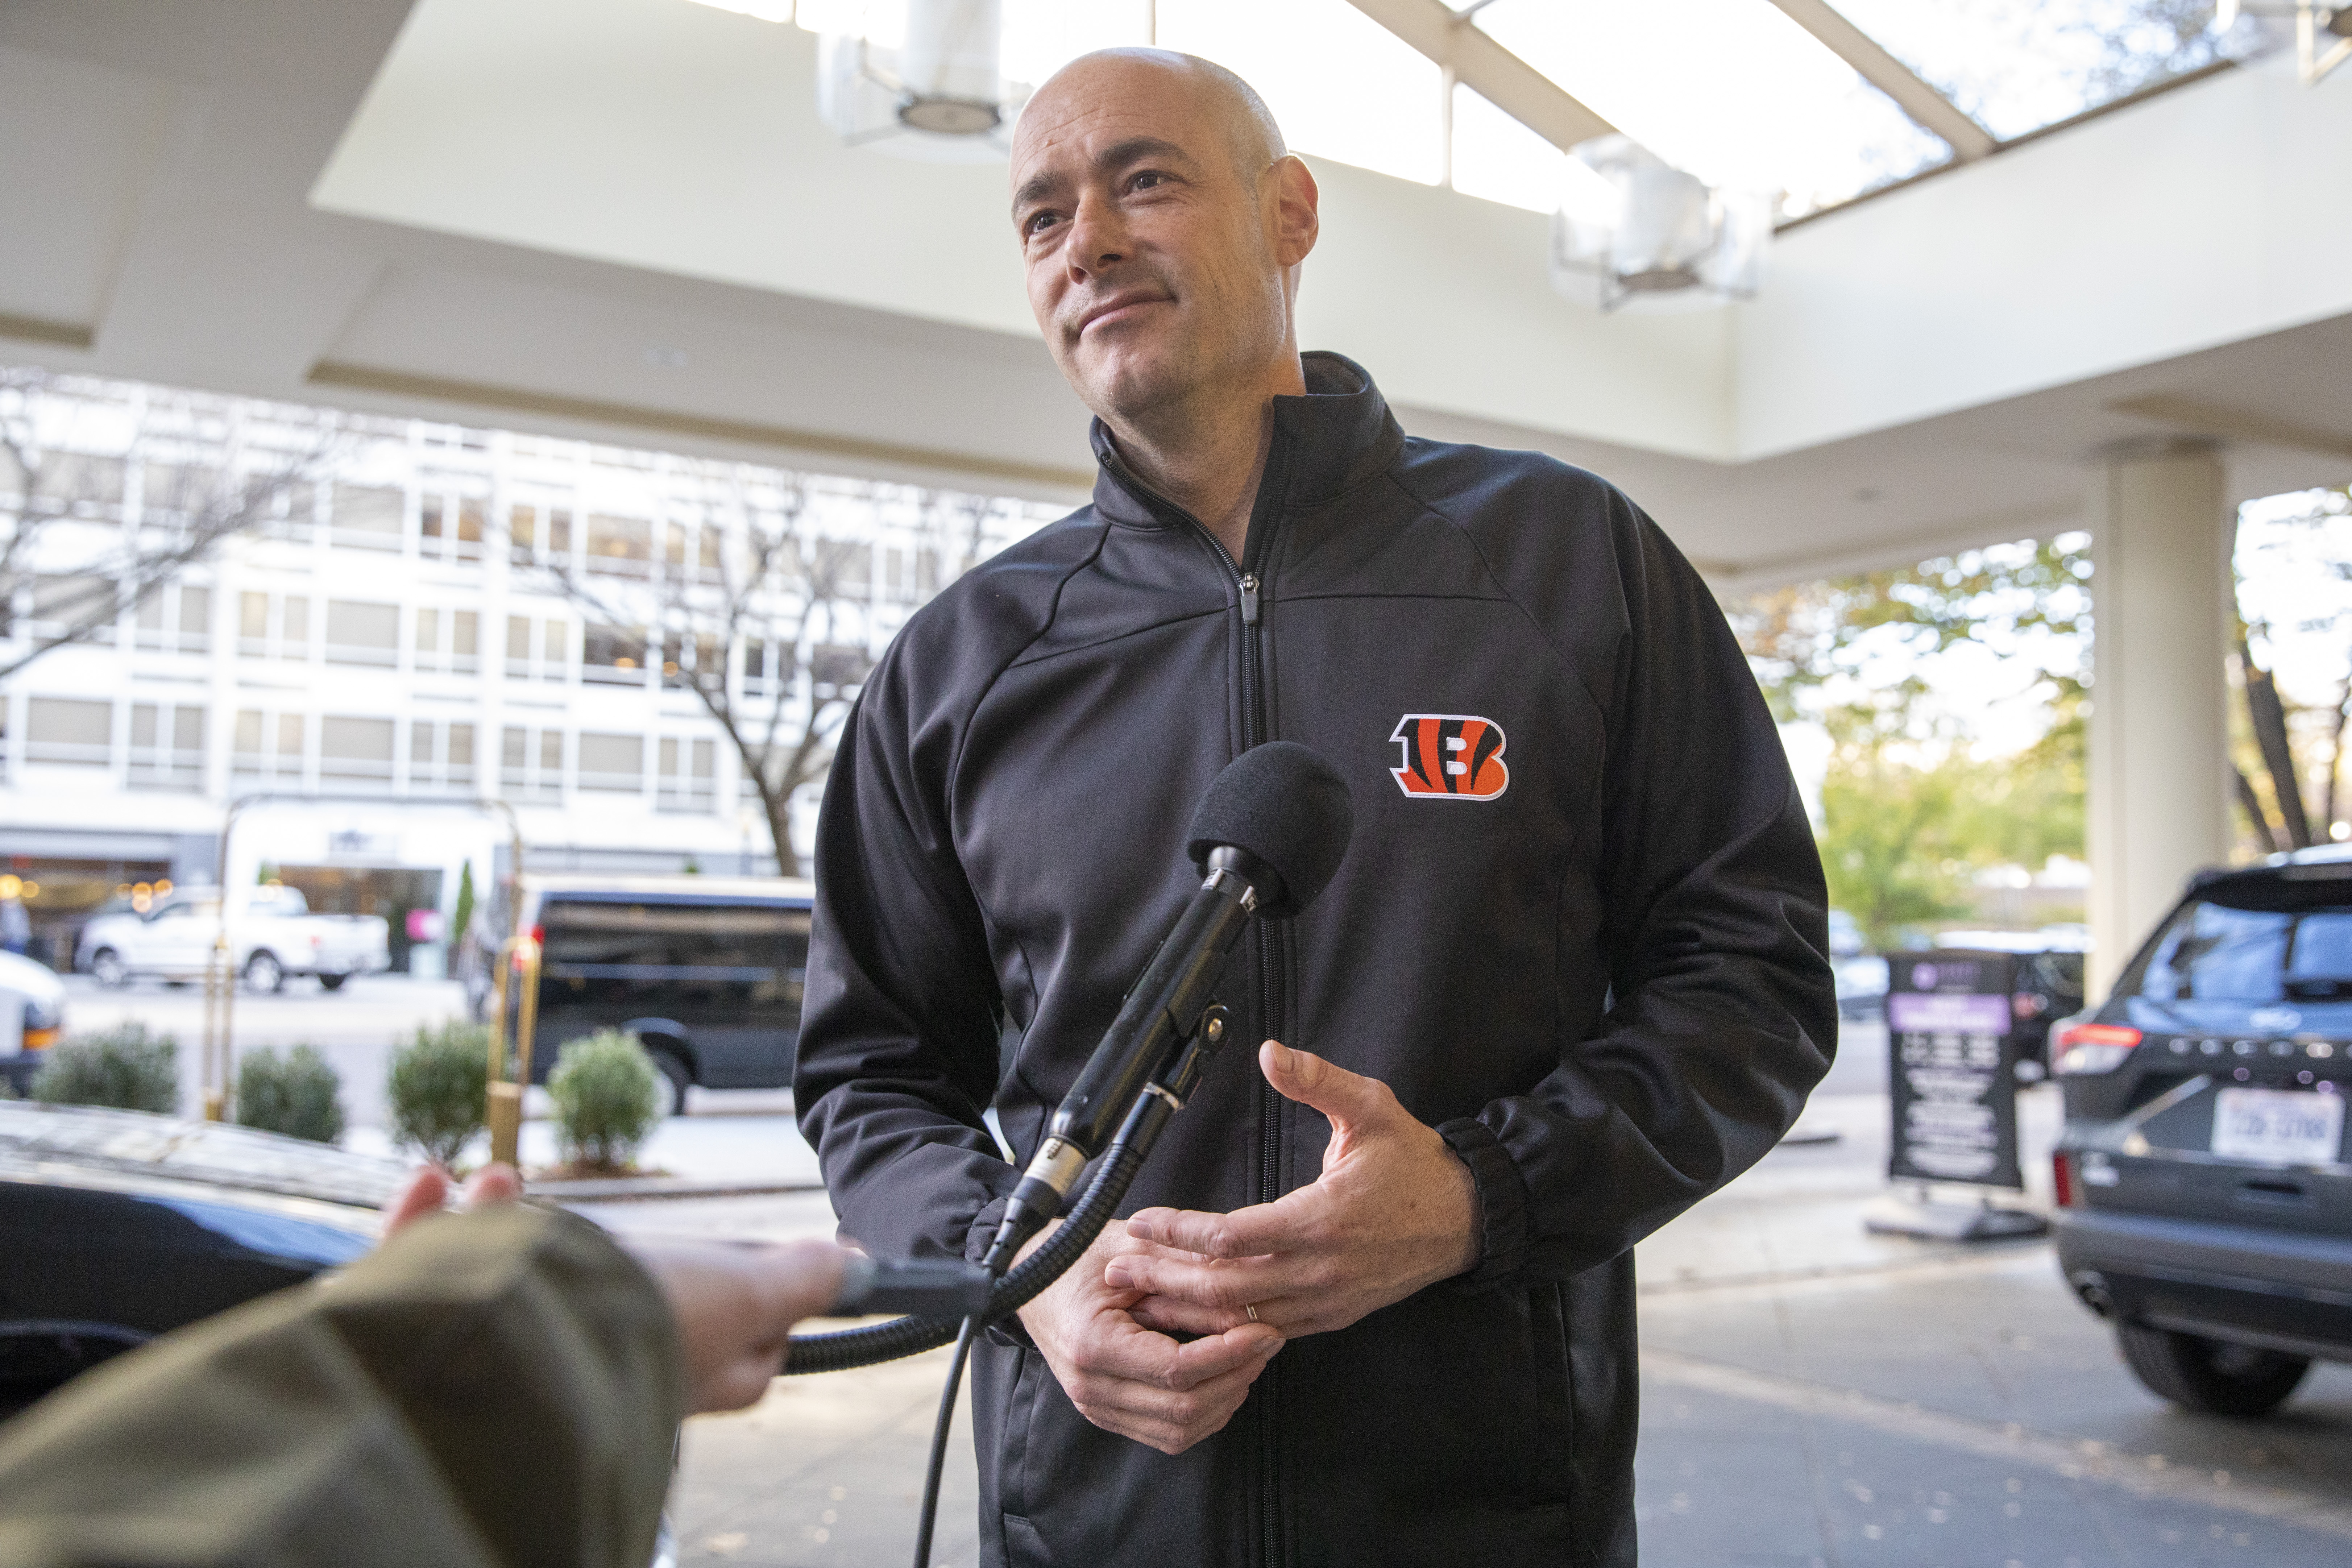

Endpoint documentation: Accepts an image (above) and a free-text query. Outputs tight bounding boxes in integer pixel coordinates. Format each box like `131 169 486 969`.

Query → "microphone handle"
993 870 1255 1245
1057 868 1254 1154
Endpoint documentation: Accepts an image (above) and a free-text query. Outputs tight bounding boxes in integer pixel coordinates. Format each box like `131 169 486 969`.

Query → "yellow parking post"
485 936 541 1169
200 931 233 1122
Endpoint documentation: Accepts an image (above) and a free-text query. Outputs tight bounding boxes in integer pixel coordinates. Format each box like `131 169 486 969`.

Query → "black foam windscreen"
1185 741 1354 920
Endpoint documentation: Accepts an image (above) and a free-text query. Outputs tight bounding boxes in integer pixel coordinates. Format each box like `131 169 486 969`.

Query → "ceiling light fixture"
817 0 1028 162
2217 0 2351 83
1548 137 1771 315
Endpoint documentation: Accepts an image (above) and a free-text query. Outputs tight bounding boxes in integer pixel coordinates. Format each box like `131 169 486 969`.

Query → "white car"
0 949 68 1096
77 887 390 994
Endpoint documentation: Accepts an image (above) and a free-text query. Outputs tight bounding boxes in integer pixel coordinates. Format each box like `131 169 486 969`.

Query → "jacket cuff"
1436 1117 1530 1286
964 1197 1038 1350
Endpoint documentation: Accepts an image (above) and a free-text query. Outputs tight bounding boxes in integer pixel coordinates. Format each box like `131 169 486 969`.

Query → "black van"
516 875 814 1115
2051 850 2352 1416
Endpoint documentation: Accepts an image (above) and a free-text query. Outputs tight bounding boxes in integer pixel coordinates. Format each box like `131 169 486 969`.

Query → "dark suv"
2052 851 2352 1416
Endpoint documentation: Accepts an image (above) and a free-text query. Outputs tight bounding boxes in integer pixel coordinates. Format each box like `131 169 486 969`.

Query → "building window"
408 719 477 795
26 575 116 642
271 480 318 543
576 731 644 793
137 461 209 517
329 484 404 551
39 452 127 513
657 630 722 690
237 591 311 660
24 697 112 767
658 736 716 813
500 725 561 804
741 638 776 698
415 606 481 675
582 624 647 686
503 615 570 681
815 538 871 596
129 702 204 791
810 643 871 697
324 599 399 667
586 514 653 575
419 493 487 563
504 503 577 568
235 709 309 787
319 715 395 791
132 585 211 655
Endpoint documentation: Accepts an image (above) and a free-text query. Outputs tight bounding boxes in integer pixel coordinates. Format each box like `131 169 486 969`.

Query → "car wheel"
647 1049 691 1119
243 950 286 995
318 973 347 992
90 948 127 989
2115 1322 2311 1416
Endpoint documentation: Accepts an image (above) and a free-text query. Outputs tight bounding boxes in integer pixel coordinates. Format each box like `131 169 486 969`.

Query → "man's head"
1010 50 1318 432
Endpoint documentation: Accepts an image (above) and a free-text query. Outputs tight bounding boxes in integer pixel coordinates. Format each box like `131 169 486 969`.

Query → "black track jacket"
797 353 1835 1568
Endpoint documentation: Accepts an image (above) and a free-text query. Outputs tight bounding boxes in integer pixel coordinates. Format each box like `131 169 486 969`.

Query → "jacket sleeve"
0 1205 683 1568
1436 502 1837 1286
794 650 1019 1268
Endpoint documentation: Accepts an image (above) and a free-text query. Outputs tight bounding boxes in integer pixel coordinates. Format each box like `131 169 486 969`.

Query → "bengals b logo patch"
1389 714 1509 800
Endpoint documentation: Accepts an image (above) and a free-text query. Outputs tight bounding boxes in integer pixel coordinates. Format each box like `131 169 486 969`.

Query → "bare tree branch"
0 367 339 683
512 461 872 878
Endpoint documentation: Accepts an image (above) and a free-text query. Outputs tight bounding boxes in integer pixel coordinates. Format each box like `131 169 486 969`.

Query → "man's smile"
1074 290 1175 339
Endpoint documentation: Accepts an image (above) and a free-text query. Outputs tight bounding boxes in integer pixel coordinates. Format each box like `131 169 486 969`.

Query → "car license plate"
2210 1087 2346 1165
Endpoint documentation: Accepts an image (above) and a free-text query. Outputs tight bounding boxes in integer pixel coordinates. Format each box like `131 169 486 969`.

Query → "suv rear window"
2136 901 2352 1001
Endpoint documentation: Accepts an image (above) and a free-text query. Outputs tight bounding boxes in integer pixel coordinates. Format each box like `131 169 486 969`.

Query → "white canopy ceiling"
3 0 2348 588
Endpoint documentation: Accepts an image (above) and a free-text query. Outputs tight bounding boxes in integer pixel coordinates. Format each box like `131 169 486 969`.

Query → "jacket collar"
1088 351 1406 528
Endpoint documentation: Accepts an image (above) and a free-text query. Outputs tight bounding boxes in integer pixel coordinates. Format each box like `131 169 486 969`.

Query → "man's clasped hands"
1014 1041 1481 1456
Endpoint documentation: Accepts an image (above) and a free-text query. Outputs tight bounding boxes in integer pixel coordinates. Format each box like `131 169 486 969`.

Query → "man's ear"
1269 155 1319 271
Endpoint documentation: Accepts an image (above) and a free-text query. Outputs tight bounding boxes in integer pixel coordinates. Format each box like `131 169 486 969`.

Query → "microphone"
982 742 1354 1269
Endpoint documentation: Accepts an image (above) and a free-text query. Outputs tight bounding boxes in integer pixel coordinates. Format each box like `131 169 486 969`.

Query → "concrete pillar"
2087 444 2233 999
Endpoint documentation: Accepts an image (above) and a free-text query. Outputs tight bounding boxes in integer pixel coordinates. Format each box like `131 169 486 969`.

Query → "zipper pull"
1238 574 1260 625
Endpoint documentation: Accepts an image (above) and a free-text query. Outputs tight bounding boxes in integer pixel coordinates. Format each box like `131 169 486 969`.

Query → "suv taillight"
2055 1022 2141 1076
2052 1150 2078 1208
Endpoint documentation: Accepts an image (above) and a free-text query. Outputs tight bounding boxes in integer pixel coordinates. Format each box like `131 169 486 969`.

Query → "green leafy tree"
451 859 476 947
547 1031 662 1174
386 1019 489 1167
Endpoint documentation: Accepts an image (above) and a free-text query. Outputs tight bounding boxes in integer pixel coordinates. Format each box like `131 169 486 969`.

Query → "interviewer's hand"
1015 1219 1283 1455
1110 1041 1478 1340
381 1164 849 1414
626 1235 848 1413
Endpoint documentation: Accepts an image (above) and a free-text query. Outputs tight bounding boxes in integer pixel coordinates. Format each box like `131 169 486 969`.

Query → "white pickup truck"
77 887 391 994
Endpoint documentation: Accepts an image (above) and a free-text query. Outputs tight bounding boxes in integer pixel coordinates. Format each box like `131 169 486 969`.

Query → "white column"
2087 443 2233 998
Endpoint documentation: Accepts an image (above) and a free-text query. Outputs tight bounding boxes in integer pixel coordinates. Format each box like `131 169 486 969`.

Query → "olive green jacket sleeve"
0 1204 685 1568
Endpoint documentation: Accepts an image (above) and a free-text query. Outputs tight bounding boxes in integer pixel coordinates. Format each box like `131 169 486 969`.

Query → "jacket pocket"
1528 1281 1574 1507
997 1348 1048 1526
1001 1513 1053 1566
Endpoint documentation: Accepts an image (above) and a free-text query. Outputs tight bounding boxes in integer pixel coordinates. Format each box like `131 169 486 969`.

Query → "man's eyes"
1019 171 1176 237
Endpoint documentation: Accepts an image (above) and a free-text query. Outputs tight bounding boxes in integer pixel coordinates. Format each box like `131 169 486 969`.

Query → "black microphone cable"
909 1312 980 1568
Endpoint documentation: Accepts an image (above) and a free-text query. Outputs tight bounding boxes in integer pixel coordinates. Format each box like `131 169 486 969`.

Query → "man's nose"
1064 194 1129 282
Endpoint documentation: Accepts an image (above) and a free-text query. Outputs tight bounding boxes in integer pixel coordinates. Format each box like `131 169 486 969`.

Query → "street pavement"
45 984 2352 1564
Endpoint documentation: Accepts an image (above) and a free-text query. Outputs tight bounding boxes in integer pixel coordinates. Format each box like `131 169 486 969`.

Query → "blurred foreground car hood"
0 1101 407 1215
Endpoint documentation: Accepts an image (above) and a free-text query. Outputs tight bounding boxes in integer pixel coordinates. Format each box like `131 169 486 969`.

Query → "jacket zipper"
1102 442 1292 1568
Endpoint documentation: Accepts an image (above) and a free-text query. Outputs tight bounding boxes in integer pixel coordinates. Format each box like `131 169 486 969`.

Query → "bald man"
797 50 1835 1568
